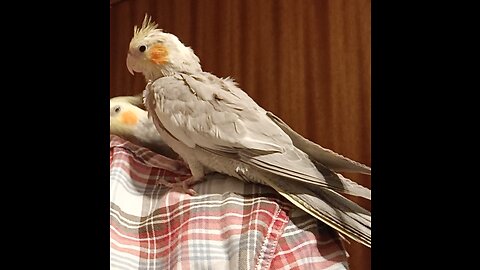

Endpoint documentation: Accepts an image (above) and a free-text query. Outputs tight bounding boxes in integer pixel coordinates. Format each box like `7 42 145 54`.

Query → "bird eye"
139 45 147 52
114 106 121 113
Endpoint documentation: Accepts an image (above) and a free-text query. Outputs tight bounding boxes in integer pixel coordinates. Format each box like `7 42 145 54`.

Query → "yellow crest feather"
133 14 161 40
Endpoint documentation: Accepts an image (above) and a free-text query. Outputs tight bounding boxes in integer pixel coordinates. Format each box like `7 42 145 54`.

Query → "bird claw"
165 176 202 196
172 180 198 196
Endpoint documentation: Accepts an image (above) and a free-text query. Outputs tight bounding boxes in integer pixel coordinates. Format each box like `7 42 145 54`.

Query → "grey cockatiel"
110 95 178 159
125 15 371 247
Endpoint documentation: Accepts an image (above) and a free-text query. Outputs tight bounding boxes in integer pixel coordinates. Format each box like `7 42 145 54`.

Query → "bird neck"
144 63 201 81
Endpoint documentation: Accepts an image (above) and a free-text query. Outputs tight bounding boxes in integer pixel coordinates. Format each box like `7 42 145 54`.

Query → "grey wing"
150 73 370 198
239 147 371 200
147 73 291 153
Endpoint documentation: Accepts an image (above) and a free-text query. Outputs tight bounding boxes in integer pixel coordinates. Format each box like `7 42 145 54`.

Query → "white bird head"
126 14 202 81
110 95 146 138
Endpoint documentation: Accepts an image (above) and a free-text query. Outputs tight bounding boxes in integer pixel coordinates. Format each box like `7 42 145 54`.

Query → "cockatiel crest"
127 14 201 80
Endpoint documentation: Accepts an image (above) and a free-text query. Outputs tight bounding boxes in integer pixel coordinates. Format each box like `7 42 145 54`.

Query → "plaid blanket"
110 135 349 269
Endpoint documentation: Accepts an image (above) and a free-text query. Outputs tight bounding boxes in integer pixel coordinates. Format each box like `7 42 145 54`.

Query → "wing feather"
147 73 370 199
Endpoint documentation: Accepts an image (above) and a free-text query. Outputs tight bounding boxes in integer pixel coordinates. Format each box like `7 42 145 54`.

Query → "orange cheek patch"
149 44 169 65
120 111 138 125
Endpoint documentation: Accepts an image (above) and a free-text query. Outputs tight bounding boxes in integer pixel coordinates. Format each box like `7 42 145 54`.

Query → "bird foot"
166 176 203 196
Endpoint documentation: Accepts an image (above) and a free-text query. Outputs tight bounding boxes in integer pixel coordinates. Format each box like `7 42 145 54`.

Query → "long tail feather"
267 111 371 175
258 173 371 247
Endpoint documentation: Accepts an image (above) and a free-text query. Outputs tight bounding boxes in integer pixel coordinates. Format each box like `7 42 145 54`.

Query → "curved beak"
126 52 135 75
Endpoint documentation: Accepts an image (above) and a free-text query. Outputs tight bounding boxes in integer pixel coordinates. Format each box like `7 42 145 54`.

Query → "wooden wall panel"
110 1 371 269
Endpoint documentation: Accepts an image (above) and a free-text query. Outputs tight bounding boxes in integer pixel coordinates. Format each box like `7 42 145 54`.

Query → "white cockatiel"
125 15 371 247
110 95 178 159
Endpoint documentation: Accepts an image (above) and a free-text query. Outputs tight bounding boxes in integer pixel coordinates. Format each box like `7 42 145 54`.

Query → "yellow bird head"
126 14 202 81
